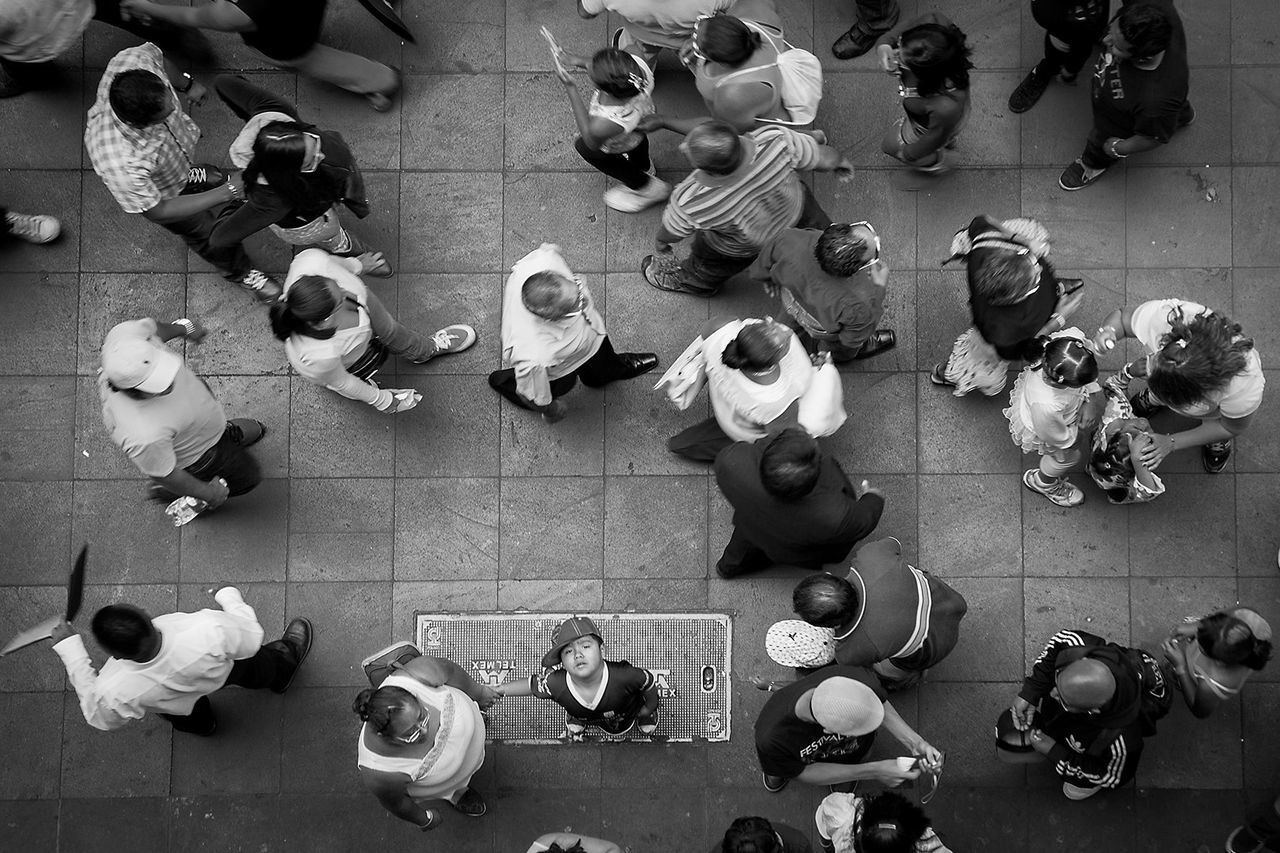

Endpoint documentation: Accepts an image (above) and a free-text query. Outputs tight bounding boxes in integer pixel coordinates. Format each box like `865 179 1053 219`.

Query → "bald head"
683 121 744 174
1056 659 1116 711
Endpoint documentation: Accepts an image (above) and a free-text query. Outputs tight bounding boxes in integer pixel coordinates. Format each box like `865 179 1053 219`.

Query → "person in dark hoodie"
995 628 1171 800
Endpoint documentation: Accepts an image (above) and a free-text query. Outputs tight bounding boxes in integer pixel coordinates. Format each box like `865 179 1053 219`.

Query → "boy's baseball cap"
810 675 884 736
766 620 836 669
541 615 603 669
102 337 182 393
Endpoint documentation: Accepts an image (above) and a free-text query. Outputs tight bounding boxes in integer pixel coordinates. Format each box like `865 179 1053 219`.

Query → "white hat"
810 676 884 736
101 336 182 393
766 620 836 669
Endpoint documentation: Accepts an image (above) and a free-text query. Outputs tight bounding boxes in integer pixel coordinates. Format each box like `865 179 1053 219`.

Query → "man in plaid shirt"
85 43 280 302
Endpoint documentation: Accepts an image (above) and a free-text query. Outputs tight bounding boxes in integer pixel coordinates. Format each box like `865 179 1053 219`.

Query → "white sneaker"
1022 469 1084 507
1062 782 1102 800
414 324 477 362
603 177 671 213
5 211 60 244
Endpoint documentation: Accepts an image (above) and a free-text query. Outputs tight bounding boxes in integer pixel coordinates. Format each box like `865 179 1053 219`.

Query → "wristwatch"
176 72 194 94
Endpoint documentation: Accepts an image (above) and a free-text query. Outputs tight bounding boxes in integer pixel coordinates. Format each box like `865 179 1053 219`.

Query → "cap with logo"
541 615 604 669
766 619 837 669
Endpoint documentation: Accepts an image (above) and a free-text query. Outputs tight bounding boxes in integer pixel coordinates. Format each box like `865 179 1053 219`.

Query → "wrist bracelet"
1106 139 1128 159
177 72 194 94
1050 312 1065 328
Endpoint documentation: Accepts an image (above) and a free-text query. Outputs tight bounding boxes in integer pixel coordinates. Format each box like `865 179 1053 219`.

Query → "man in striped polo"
642 120 854 297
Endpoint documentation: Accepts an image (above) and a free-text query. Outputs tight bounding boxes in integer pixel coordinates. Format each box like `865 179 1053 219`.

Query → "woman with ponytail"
271 248 476 414
668 315 815 461
353 655 499 830
208 75 377 258
1162 607 1271 719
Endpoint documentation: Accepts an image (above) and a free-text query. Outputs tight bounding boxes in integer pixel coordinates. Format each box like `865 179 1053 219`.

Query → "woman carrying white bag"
657 316 848 462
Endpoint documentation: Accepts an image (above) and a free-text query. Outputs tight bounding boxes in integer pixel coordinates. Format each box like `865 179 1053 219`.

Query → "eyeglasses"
685 12 718 65
389 705 431 743
845 221 882 273
300 131 324 173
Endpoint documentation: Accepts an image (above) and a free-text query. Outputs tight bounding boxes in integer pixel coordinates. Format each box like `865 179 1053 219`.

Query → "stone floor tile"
503 171 607 271
0 72 84 170
394 274 504 376
505 1 607 72
0 587 76 692
0 274 77 375
391 374 501 477
930 0 1021 68
0 377 74 480
1129 575 1238 651
499 477 604 579
0 800 58 852
1022 480 1128 576
500 392 605 477
1141 70 1232 166
1236 474 1280 575
504 73 587 172
493 790 601 853
1126 165 1231 268
1180 0 1231 67
600 784 707 849
1129 475 1235 575
170 690 283 796
60 705 170 798
603 475 707 578
929 578 1024 682
400 172 503 272
919 475 1023 576
179 479 289 583
402 75 504 171
1236 372 1280 472
603 578 709 610
279 688 365 795
491 743 602 791
75 273 186 375
821 372 918 474
856 473 918 562
182 275 290 377
818 71 913 169
1025 786 1136 852
59 797 169 853
601 743 710 791
917 169 1021 266
701 786 823 844
604 271 707 361
919 682 1027 786
393 581 498 630
1139 700 1243 789
0 481 72 584
79 174 187 274
839 269 918 374
926 786 1028 849
915 268 971 371
1238 575 1280 681
1230 0 1280 64
604 193 672 273
168 795 285 853
402 0 505 74
286 582 393 687
288 376 395 478
1132 788 1245 853
277 794 394 850
0 693 63 798
1232 166 1280 267
289 478 394 582
71 480 181 585
917 373 1023 474
1243 683 1280 788
1233 268 1280 356
604 379 713 476
958 72 1024 167
494 576 604 611
1024 577 1131 669
296 78 401 171
1018 78 1098 168
0 171 81 274
815 169 919 271
393 479 499 581
1020 169 1127 269
317 0 403 69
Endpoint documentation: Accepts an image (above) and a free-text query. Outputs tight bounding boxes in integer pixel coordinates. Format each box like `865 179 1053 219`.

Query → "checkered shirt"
85 43 200 215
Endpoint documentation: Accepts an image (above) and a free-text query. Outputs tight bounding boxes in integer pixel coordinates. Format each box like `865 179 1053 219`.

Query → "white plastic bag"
653 336 707 411
797 357 848 436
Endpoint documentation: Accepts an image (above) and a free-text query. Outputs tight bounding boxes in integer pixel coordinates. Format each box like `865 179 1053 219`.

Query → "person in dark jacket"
997 628 1172 800
713 429 884 578
209 75 381 262
793 537 967 691
1008 0 1110 114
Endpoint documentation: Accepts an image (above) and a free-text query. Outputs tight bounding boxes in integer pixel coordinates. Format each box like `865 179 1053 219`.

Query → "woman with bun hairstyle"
1003 331 1104 507
668 315 815 462
876 13 974 173
1162 607 1271 719
270 248 476 414
353 655 499 831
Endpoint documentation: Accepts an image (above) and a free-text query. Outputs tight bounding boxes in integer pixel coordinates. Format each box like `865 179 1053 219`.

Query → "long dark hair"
243 121 343 211
1147 307 1253 409
269 274 338 341
698 13 763 65
352 685 416 735
1197 610 1272 671
721 321 790 371
899 21 973 95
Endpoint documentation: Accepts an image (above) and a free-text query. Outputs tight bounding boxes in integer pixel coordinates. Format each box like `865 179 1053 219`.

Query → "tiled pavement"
1 0 1278 850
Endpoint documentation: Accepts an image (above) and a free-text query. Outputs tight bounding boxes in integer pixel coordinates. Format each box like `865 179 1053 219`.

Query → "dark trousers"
488 336 635 408
574 136 653 190
850 0 900 34
158 639 296 734
161 205 251 279
674 185 832 295
1035 30 1097 78
1081 101 1195 170
215 74 302 122
667 416 735 463
182 419 263 497
1243 794 1280 846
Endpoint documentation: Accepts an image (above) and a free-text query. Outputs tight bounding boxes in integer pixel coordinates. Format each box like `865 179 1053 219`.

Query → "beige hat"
810 676 884 736
102 336 182 393
766 620 836 669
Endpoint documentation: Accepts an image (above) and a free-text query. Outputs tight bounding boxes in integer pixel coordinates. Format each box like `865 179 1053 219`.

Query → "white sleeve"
52 636 136 731
213 587 267 660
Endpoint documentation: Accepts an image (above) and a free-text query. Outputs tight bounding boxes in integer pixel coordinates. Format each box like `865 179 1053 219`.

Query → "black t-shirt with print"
230 0 327 61
527 660 656 725
1090 0 1189 142
754 665 887 780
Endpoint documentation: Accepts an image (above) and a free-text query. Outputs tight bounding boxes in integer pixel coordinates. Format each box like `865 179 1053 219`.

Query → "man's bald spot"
685 120 743 174
1058 658 1116 709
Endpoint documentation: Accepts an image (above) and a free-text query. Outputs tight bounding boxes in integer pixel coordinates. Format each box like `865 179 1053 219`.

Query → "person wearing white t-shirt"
1092 298 1264 473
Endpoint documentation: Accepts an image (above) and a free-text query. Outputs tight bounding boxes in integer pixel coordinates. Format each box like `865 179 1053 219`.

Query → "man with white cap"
753 665 942 792
99 316 266 508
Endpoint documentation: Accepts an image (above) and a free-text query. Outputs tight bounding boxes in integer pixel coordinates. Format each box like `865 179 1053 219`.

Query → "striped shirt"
661 126 822 258
85 43 199 215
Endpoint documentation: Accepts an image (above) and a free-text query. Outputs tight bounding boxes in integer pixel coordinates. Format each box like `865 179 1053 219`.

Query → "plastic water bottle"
164 477 228 527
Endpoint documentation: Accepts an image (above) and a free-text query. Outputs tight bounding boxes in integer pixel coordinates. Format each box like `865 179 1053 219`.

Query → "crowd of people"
1 0 1274 850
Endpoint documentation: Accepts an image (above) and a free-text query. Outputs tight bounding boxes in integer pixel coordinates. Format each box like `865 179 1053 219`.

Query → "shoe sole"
928 366 955 387
1023 470 1084 506
272 617 314 694
762 774 788 793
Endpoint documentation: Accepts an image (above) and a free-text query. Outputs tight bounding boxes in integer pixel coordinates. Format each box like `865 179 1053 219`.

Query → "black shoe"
230 419 267 448
1129 389 1163 418
831 26 880 60
762 773 789 793
618 352 659 379
186 164 227 193
271 617 313 694
854 329 896 359
1059 159 1107 191
452 787 487 817
1057 278 1084 295
1008 67 1051 114
1202 439 1232 474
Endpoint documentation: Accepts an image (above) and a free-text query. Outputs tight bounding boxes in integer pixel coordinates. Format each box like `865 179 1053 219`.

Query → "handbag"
796 357 848 437
653 335 707 411
348 337 389 381
361 641 421 688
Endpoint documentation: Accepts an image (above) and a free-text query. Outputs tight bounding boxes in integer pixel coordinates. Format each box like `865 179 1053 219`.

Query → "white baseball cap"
102 336 182 393
766 620 836 669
